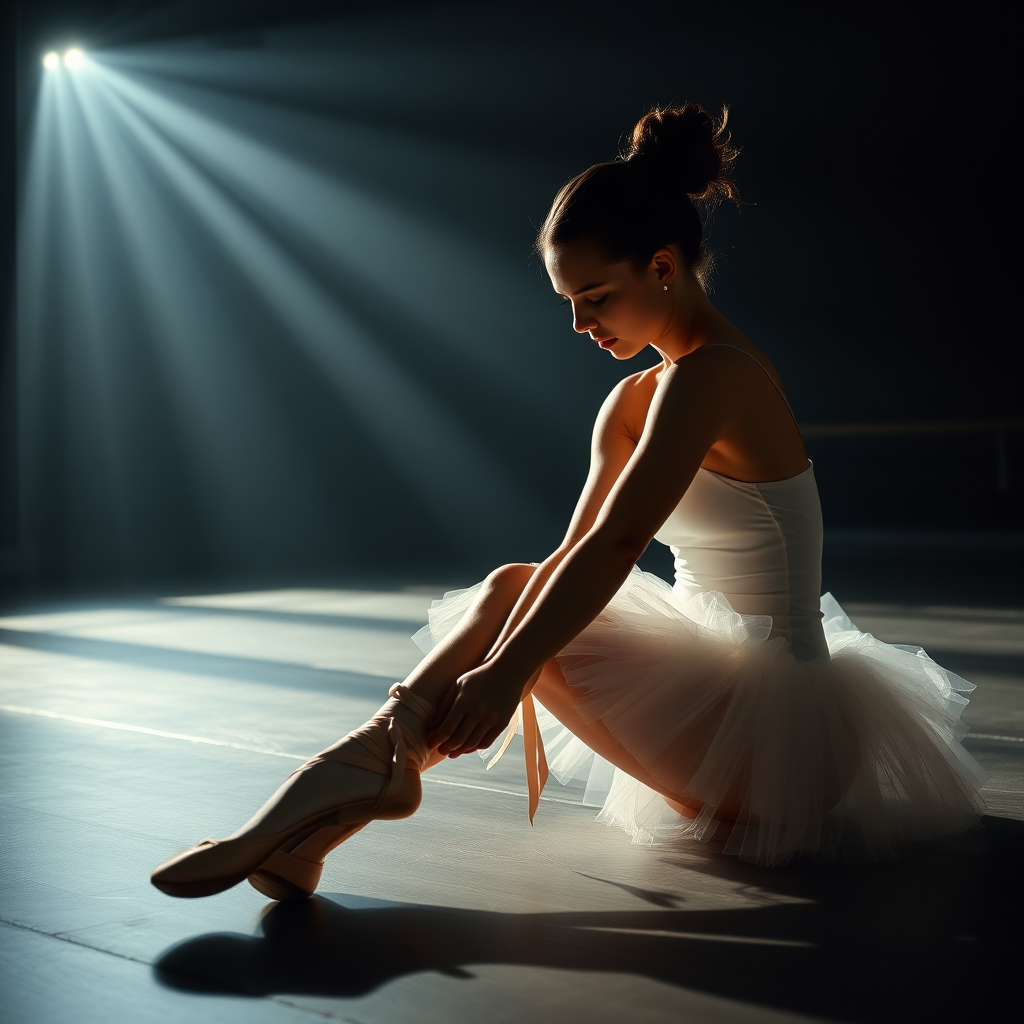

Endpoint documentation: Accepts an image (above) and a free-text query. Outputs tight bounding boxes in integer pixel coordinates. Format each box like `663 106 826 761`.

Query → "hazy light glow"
86 62 542 547
64 48 86 70
43 52 60 70
18 41 559 584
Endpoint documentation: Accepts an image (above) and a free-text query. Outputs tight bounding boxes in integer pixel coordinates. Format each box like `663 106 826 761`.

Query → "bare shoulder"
615 361 662 391
598 364 662 437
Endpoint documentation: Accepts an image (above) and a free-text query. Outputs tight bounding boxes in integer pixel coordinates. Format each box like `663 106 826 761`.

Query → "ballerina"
152 104 986 900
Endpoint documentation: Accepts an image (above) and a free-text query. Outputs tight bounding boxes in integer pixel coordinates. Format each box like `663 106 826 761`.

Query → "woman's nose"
572 304 597 333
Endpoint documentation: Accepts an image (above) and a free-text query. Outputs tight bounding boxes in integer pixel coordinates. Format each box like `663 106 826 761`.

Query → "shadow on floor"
153 816 1022 1023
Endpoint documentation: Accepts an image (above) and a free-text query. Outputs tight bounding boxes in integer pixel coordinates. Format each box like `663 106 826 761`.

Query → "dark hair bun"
625 104 739 203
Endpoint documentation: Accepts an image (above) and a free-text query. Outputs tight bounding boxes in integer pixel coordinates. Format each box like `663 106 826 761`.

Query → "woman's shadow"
154 816 1022 1022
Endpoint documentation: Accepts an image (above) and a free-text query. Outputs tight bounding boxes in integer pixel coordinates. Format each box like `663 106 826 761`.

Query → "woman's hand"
428 658 530 757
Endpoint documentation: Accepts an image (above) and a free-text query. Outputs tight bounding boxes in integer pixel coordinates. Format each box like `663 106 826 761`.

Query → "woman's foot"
151 685 436 898
247 726 453 900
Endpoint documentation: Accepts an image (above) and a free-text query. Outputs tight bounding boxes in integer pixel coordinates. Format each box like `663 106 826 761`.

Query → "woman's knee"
482 562 535 602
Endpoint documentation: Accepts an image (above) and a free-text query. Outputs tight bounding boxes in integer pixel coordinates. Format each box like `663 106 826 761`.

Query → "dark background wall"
4 0 1022 597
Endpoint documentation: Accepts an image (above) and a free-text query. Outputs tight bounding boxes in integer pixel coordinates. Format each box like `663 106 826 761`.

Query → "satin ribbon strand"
485 704 520 770
484 694 551 824
521 693 550 823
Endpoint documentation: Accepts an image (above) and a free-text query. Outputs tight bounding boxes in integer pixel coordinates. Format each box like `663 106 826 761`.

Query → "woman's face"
544 240 675 361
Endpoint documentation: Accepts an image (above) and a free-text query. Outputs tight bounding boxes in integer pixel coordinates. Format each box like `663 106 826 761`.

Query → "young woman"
152 105 986 899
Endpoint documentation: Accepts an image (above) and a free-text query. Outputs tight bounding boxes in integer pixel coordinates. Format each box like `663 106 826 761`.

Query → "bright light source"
42 52 60 70
63 48 85 70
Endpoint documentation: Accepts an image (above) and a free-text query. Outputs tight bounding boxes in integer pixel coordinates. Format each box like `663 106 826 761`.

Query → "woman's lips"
594 336 618 349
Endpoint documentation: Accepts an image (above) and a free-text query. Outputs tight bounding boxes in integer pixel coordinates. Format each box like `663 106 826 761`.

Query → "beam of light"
63 48 86 70
62 59 468 573
83 59 553 552
42 52 60 70
19 56 283 583
17 72 63 573
87 58 544 388
20 41 572 587
46 68 134 578
61 69 333 571
93 48 575 426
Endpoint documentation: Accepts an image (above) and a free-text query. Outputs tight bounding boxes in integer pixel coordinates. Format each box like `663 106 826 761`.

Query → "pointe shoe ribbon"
484 692 550 823
297 683 435 815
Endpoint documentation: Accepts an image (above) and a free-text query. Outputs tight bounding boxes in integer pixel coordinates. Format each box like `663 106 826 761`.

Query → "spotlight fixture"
42 52 60 69
63 47 85 70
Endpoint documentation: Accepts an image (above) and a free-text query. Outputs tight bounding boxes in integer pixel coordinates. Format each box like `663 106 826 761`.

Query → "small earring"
663 285 668 291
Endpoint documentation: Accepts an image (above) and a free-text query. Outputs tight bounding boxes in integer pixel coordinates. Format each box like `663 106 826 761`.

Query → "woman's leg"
532 660 750 822
152 563 545 895
531 661 703 816
402 562 537 709
229 563 540 836
396 562 719 817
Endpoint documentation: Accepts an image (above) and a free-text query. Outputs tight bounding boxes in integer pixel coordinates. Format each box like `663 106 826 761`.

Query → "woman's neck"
651 283 740 368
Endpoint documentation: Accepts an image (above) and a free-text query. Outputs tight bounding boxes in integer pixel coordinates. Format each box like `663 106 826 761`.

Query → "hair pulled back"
537 104 739 289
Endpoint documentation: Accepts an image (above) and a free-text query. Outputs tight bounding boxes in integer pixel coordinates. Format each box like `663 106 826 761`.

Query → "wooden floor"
1 580 1021 1024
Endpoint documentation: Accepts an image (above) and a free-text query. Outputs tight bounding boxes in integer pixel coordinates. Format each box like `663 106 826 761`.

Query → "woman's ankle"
379 696 428 738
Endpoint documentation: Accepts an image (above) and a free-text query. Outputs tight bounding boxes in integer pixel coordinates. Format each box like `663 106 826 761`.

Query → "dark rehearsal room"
1 2 1021 1022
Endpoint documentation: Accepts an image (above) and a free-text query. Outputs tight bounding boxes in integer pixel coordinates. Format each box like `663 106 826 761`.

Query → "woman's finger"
441 715 480 754
460 717 510 755
432 706 465 751
450 722 492 757
478 724 505 751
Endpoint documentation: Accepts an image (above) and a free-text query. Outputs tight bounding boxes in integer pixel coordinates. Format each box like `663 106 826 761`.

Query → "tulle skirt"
413 568 988 866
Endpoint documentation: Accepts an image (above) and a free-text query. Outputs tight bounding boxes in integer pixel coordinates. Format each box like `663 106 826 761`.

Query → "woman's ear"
650 247 678 288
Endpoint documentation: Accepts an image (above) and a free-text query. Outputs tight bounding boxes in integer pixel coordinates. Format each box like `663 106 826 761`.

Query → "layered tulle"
413 568 987 866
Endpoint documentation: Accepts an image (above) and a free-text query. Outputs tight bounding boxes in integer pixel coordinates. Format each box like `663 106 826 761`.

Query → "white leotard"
654 345 828 660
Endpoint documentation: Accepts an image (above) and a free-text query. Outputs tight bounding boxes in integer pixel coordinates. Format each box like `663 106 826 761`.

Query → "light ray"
86 61 548 549
63 71 338 571
92 51 573 422
19 40 578 587
50 70 136 579
17 74 63 569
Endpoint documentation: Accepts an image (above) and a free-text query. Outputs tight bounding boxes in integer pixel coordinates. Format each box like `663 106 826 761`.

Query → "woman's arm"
500 355 729 668
483 372 649 657
427 372 648 741
432 351 733 754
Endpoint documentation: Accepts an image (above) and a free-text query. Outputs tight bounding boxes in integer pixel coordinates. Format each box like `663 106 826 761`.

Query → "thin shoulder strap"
710 343 801 428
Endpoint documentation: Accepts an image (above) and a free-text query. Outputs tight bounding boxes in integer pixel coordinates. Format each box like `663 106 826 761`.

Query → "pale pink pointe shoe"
248 716 447 901
151 684 436 899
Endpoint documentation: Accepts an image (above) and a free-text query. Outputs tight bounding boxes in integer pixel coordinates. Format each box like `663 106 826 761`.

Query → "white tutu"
413 567 988 866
